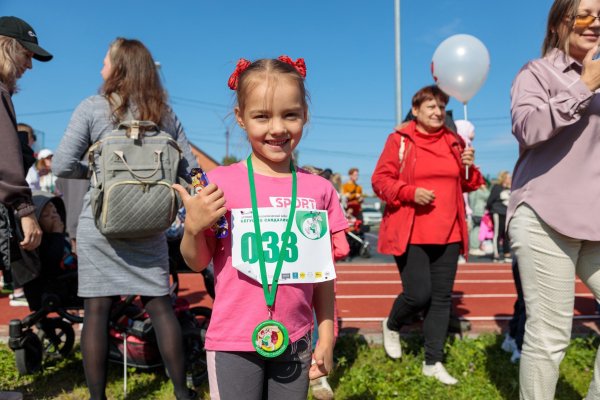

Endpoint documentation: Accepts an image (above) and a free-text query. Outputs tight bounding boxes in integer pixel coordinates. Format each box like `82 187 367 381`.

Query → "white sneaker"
458 255 466 264
501 334 517 353
310 376 334 400
510 348 521 363
9 295 28 307
382 318 402 359
469 248 486 256
422 362 458 385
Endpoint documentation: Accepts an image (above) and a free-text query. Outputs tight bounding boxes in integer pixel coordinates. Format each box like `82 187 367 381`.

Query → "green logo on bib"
295 211 328 240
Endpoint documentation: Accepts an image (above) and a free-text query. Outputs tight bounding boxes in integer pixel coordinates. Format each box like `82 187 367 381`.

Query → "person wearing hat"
0 16 52 261
26 148 57 194
0 16 52 328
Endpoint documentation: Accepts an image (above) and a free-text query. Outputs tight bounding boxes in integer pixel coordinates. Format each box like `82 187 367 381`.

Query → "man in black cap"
0 16 52 318
0 16 52 62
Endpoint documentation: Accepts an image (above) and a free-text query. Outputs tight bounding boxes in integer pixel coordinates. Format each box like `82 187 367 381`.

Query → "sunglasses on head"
572 14 600 29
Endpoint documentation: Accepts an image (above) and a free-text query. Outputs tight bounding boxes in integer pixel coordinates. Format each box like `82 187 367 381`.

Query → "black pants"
508 259 525 351
492 213 510 258
387 243 460 364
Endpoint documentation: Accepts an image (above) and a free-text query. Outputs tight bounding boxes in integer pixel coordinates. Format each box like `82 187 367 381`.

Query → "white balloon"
431 34 490 104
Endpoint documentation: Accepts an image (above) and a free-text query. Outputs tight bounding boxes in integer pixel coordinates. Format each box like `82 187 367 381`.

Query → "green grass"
1 334 598 399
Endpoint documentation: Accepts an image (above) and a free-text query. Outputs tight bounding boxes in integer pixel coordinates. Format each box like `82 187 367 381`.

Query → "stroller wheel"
37 318 75 360
15 331 43 375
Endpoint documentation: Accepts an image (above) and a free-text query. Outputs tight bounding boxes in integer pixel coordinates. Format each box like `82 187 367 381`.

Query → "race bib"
231 207 336 284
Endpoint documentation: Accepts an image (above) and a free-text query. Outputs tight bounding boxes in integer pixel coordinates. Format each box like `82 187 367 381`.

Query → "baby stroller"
345 213 371 259
106 280 212 387
8 193 212 387
10 271 211 383
8 192 83 375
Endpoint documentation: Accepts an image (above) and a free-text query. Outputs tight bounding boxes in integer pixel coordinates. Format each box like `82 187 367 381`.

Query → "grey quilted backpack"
88 120 182 238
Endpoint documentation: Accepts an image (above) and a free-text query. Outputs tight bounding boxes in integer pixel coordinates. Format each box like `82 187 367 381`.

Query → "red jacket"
371 121 483 257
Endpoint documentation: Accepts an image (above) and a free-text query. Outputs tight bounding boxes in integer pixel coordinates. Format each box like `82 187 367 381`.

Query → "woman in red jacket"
372 85 483 385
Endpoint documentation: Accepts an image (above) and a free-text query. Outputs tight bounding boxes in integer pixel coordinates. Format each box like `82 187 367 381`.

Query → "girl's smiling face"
235 75 307 174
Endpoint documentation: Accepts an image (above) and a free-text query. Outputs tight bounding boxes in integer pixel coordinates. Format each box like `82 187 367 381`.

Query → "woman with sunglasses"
510 0 600 398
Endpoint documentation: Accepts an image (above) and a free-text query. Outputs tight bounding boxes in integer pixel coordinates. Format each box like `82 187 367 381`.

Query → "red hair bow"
228 58 251 90
278 55 307 78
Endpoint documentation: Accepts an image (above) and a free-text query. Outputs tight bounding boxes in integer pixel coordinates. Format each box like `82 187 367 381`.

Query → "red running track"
0 273 213 338
335 262 600 334
1 262 598 336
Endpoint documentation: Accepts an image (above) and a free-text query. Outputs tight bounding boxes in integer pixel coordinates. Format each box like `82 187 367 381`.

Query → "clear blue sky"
2 0 549 193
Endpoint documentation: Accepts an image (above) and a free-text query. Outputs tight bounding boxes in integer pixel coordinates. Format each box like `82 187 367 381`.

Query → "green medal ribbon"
247 155 296 357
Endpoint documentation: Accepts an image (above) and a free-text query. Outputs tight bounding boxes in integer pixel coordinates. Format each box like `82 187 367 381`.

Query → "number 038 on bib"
231 207 336 285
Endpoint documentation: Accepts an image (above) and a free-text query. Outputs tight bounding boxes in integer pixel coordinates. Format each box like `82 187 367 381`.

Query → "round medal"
252 320 289 358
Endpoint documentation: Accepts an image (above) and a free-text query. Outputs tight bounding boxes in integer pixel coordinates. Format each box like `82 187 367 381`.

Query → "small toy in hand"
189 167 229 238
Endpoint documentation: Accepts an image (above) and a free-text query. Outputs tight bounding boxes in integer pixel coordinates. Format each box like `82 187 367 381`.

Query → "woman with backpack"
53 38 198 400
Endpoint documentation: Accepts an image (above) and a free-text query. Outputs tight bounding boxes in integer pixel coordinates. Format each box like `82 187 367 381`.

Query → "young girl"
174 56 348 399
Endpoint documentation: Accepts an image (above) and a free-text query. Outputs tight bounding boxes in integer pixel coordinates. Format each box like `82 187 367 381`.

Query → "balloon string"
463 103 470 180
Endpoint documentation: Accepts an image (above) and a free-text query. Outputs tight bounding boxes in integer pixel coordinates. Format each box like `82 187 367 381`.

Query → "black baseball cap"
0 16 52 62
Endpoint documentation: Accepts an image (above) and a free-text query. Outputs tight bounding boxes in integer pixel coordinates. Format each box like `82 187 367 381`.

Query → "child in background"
22 191 77 311
26 149 59 195
175 56 349 399
9 190 69 307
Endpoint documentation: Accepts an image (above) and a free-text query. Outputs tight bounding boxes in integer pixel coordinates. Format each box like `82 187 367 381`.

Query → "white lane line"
340 315 600 321
336 293 595 299
337 280 518 284
336 270 512 274
457 270 512 274
336 263 511 268
337 279 587 284
336 263 398 267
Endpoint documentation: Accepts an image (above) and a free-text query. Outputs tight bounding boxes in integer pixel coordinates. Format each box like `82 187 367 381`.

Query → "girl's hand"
461 147 475 167
582 42 600 91
414 188 435 205
309 341 334 380
172 183 227 236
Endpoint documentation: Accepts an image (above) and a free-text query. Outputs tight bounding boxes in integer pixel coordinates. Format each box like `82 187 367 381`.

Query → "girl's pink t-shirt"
204 162 348 352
